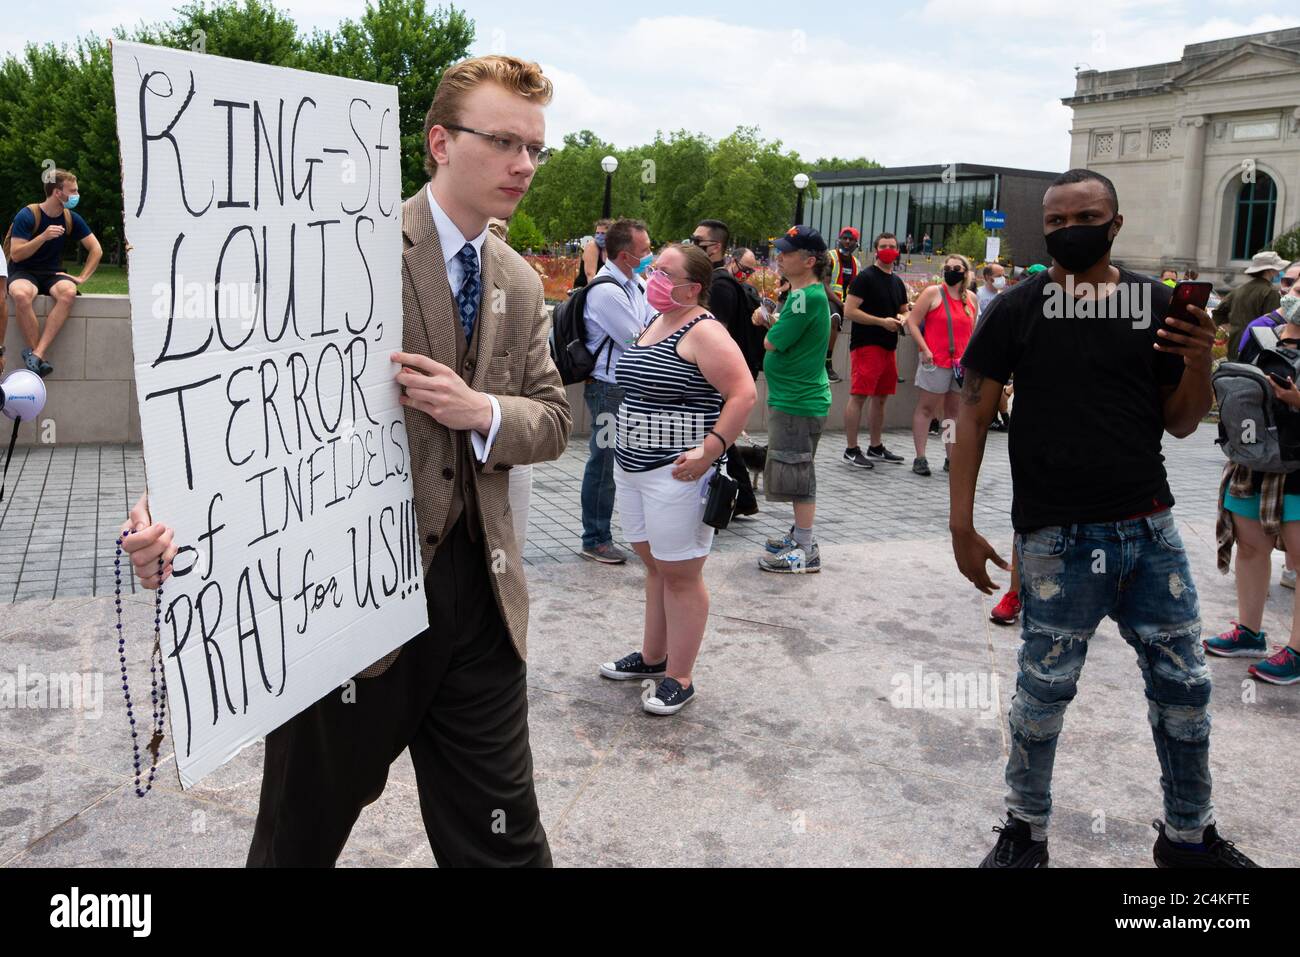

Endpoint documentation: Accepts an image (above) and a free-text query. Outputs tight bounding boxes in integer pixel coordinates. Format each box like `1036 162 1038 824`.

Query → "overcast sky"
3 1 1295 172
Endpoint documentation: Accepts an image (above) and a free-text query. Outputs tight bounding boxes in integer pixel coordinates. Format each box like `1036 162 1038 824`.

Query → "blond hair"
423 55 553 177
43 168 76 197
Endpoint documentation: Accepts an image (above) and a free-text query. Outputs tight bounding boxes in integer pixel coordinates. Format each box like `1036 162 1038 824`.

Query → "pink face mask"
646 270 692 312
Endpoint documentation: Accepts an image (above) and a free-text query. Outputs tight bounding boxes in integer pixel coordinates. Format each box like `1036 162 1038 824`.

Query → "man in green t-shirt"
758 224 831 574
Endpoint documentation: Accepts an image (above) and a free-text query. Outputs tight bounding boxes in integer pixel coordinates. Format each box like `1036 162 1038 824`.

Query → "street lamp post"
793 172 810 225
601 155 618 219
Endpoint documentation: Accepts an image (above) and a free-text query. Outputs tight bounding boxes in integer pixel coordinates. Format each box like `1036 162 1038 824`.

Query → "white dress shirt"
425 184 499 461
583 259 654 384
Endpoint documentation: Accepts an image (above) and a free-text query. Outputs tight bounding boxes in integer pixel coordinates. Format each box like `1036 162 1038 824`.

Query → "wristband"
706 430 728 453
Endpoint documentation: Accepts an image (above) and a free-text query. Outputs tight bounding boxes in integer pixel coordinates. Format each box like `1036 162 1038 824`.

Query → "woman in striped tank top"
598 244 757 715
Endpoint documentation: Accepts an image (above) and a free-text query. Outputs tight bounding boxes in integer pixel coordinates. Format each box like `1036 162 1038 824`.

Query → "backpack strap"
939 287 957 361
581 274 633 376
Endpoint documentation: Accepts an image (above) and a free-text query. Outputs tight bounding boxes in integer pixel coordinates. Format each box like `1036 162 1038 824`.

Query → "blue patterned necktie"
455 242 480 342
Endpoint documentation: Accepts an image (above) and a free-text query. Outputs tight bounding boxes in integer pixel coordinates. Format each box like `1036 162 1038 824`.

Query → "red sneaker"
990 590 1021 626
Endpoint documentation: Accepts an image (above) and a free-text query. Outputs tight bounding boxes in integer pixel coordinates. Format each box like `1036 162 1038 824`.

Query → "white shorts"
615 462 715 562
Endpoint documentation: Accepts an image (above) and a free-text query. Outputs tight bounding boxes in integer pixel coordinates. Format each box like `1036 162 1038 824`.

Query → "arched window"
1233 172 1277 260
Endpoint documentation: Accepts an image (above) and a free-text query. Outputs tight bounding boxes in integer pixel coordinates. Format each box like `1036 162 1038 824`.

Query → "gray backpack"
1213 331 1300 472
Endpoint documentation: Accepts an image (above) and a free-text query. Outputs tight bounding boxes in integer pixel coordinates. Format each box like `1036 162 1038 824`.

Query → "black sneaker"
979 815 1049 868
643 677 695 715
912 456 931 476
943 456 950 473
1152 820 1258 868
866 444 905 465
599 651 668 681
826 362 841 383
928 418 941 436
842 447 874 469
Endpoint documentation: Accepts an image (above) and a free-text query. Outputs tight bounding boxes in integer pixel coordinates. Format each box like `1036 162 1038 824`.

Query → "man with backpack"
575 218 654 563
692 221 763 518
4 169 101 377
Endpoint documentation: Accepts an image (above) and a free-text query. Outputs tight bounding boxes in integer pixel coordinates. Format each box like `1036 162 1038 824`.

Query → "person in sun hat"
1215 250 1287 361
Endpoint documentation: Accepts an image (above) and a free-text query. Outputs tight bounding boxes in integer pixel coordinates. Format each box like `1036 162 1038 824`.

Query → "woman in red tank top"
903 253 979 475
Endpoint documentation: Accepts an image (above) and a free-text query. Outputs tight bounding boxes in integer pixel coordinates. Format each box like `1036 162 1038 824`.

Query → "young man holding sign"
122 55 571 867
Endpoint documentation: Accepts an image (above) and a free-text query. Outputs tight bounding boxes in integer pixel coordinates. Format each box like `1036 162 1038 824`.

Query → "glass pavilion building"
801 163 1060 263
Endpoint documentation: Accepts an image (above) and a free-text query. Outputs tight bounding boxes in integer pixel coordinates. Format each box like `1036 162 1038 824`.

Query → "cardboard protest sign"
111 40 428 787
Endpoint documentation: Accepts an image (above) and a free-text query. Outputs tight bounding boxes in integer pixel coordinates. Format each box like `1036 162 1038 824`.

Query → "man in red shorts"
842 232 910 468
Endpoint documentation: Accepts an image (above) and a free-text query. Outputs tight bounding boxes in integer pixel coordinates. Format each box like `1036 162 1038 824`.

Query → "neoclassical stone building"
1063 27 1299 287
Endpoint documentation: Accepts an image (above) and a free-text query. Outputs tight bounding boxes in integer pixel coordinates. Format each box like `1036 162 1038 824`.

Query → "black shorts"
6 269 77 296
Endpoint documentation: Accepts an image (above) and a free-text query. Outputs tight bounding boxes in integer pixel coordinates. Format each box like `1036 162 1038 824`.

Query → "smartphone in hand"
1269 372 1294 389
1166 280 1213 323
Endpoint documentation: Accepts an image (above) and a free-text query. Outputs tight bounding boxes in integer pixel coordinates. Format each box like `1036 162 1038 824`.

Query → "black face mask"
943 268 966 287
1044 219 1116 273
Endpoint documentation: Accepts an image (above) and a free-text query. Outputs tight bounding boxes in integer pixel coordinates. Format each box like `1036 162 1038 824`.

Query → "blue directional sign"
982 210 1006 229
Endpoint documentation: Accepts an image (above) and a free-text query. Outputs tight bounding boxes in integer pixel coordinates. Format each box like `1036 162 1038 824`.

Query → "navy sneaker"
600 651 667 681
643 676 695 715
1152 820 1257 868
979 815 1048 868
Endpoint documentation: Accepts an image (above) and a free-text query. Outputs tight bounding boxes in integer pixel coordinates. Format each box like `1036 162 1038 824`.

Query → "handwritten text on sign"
112 41 428 787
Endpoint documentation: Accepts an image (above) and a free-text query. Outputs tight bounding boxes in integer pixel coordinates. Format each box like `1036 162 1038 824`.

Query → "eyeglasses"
649 268 692 285
688 236 718 247
734 264 757 278
443 125 551 166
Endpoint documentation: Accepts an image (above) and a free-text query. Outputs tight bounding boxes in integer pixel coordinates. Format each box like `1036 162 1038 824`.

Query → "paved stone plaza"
1 429 1296 867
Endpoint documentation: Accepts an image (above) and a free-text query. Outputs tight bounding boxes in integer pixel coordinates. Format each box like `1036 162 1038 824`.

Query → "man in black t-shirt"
841 232 910 468
693 219 762 517
950 169 1255 869
5 169 101 377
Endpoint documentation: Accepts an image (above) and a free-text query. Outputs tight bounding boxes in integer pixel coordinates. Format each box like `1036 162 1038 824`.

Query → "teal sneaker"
1203 622 1268 658
1249 646 1300 686
758 543 820 574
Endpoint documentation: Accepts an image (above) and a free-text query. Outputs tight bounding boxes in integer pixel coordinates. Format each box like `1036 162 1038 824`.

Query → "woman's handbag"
702 462 738 530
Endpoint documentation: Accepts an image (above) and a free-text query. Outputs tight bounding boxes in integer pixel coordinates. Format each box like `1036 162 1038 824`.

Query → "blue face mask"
594 232 606 249
64 194 79 210
634 253 652 275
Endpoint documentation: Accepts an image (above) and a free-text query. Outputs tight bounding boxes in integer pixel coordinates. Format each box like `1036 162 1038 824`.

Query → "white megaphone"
0 368 48 503
1 368 47 422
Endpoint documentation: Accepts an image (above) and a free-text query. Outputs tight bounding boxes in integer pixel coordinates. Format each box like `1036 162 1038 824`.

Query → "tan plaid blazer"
359 191 571 676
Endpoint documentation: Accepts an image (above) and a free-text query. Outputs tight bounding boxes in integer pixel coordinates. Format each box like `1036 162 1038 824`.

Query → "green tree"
0 0 474 266
517 130 620 243
639 130 711 242
1272 222 1300 263
812 156 881 172
942 221 1012 264
295 0 474 198
506 210 544 252
697 127 807 249
131 0 303 63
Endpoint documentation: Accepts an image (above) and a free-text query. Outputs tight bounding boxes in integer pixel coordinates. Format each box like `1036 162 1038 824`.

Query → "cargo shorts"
764 407 825 504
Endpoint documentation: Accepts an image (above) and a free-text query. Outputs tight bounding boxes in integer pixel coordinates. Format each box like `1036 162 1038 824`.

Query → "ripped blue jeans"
1008 510 1213 843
